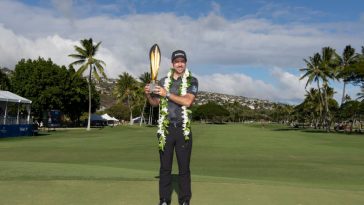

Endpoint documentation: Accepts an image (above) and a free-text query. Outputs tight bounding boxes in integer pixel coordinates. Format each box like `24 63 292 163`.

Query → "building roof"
0 91 32 104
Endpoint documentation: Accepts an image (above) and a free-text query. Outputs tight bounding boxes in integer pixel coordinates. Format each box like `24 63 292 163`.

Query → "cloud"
51 0 73 19
253 2 326 22
197 68 307 103
0 24 125 77
0 0 363 102
210 1 221 15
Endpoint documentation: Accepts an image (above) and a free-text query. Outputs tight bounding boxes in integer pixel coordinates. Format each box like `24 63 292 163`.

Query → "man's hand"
144 84 152 95
144 84 160 106
154 85 167 97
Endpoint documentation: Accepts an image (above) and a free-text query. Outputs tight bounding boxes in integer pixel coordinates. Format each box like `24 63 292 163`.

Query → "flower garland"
157 68 192 151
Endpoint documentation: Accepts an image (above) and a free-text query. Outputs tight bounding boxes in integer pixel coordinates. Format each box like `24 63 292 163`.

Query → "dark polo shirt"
158 76 198 123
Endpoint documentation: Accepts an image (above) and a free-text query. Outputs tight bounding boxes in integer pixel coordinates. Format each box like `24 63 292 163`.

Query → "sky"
0 0 363 104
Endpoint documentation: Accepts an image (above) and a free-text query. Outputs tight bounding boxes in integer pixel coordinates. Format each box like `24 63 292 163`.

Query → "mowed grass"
0 124 364 205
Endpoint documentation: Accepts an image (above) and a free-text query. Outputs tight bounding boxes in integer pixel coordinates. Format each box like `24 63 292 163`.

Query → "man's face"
172 57 186 75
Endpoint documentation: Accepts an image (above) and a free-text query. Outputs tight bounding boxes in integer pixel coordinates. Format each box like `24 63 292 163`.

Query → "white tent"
0 91 32 125
101 113 119 126
111 117 119 122
0 91 32 104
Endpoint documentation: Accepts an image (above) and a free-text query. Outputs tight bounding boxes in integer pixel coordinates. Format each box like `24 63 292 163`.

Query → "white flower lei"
157 68 192 151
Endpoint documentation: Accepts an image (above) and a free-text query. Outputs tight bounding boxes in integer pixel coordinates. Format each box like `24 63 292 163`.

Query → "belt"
170 121 183 127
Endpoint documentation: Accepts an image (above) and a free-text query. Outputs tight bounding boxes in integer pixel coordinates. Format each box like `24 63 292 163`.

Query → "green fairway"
0 124 363 205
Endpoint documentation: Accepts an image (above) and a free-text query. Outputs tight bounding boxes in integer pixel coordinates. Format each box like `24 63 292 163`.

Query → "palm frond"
94 61 107 79
69 59 85 66
95 59 106 66
92 67 101 81
74 46 87 56
76 64 89 76
68 54 86 59
93 41 102 56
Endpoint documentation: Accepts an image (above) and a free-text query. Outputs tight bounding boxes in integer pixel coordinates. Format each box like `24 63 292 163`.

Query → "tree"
11 58 98 124
104 102 130 121
300 47 340 131
320 47 340 131
339 100 361 133
69 38 106 131
305 88 323 128
114 72 139 125
138 72 151 126
62 66 100 125
12 58 65 119
195 101 230 123
357 85 364 100
337 45 358 105
0 69 11 90
300 53 326 126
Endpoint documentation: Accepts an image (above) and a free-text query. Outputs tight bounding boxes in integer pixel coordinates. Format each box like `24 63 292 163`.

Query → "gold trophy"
149 44 161 93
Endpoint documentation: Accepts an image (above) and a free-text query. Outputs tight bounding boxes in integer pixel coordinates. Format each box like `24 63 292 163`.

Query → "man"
144 50 198 205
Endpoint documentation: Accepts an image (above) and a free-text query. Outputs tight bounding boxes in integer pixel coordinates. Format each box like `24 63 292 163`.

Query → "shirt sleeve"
187 77 198 96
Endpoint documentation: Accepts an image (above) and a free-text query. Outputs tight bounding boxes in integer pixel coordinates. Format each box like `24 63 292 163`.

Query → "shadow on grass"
272 127 363 135
0 133 51 141
35 133 51 136
301 129 330 134
154 174 180 199
206 122 227 125
272 128 301 132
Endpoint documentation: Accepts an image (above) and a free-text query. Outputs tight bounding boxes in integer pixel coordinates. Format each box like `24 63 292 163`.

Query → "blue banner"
0 124 34 138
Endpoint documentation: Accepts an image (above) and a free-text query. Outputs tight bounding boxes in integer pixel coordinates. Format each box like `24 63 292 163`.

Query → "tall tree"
300 53 326 125
114 72 138 125
320 47 340 131
69 38 106 131
337 45 358 105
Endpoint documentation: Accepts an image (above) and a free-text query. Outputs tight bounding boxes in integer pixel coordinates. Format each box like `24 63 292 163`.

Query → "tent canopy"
0 91 32 104
90 114 106 121
101 113 119 122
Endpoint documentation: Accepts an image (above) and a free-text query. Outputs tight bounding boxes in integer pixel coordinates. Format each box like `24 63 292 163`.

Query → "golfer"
144 50 198 205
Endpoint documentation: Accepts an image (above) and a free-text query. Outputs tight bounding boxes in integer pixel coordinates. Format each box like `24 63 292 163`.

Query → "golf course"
0 123 363 205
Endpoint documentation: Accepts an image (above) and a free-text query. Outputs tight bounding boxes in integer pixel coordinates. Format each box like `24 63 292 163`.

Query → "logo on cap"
174 53 185 57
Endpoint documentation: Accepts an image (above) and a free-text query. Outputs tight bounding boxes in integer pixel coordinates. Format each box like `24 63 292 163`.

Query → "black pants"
159 125 192 204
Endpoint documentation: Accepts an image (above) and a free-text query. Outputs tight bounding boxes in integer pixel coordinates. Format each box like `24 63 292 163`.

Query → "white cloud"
197 68 307 103
253 2 326 22
51 0 73 19
0 0 363 102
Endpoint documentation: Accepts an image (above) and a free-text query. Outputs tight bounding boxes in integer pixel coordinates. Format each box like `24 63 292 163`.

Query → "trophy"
149 44 161 93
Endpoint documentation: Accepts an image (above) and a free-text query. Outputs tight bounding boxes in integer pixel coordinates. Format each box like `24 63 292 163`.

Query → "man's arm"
166 92 195 107
154 85 195 107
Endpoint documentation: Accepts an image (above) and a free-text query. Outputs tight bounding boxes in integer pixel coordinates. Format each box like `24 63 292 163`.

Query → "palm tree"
69 38 106 131
304 88 321 128
319 47 340 131
300 53 326 125
337 45 357 105
114 72 138 125
138 72 151 126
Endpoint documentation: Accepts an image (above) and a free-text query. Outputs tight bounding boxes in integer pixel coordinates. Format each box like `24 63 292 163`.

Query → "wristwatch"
166 91 171 98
